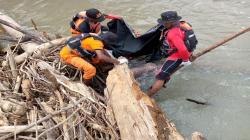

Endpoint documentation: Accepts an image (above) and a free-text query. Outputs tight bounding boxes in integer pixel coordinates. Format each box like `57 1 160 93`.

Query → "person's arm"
170 32 190 61
104 14 122 20
90 39 127 64
95 50 120 65
132 29 141 37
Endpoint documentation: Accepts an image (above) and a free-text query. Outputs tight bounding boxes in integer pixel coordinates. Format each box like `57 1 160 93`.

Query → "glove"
181 61 192 67
118 57 128 64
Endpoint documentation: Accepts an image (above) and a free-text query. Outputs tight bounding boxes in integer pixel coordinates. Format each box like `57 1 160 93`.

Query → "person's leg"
148 80 165 97
60 47 96 85
131 63 157 78
68 57 96 85
147 59 182 97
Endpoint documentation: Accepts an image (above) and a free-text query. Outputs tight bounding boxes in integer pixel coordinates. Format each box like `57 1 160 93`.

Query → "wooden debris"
0 17 46 43
6 47 17 78
105 64 184 140
13 76 22 93
0 12 203 140
0 82 8 91
0 12 24 38
2 37 68 66
186 98 208 105
0 109 9 126
192 132 207 140
21 79 32 101
31 19 38 31
0 125 44 133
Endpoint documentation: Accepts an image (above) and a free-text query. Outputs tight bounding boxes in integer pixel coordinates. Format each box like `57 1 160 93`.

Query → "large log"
0 12 68 66
13 37 68 64
0 12 40 64
1 37 68 66
105 64 184 140
0 13 46 43
0 12 23 38
0 12 40 46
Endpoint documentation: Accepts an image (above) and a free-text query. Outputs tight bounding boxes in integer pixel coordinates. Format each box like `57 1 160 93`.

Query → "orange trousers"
60 47 97 80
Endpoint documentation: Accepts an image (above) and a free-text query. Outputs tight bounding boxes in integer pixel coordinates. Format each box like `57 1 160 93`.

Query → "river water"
1 0 250 139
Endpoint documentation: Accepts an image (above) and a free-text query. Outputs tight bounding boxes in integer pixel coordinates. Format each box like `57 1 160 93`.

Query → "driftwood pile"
0 37 119 140
0 55 119 139
0 13 120 139
0 12 206 140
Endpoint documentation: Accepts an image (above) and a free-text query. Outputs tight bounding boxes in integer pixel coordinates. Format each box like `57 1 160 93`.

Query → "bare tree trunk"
105 64 184 140
1 37 68 66
0 12 23 38
0 12 68 66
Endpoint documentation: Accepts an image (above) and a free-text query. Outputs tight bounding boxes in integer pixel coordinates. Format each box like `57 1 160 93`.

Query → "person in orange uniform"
60 32 128 85
70 8 122 36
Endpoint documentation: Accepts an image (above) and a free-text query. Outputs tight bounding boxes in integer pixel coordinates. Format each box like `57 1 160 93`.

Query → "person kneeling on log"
70 8 122 36
147 11 197 97
60 31 128 85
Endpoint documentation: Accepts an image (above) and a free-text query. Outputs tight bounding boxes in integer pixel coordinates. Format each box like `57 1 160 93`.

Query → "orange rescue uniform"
60 37 104 80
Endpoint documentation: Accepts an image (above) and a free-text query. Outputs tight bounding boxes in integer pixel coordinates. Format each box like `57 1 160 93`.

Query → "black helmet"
157 11 182 25
86 8 105 22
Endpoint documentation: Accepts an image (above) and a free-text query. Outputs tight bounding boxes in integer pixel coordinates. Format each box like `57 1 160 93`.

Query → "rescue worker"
70 8 122 36
60 31 128 85
147 11 192 97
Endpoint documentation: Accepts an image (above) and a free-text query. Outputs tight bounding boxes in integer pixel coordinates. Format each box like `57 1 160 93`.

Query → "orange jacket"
60 37 105 80
60 36 104 63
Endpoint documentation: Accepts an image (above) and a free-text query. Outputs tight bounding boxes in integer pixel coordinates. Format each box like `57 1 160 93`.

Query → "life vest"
70 13 101 35
66 33 99 59
161 21 198 56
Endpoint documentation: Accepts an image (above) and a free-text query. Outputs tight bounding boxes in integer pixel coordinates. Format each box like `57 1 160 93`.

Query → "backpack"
160 21 198 58
180 21 198 52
